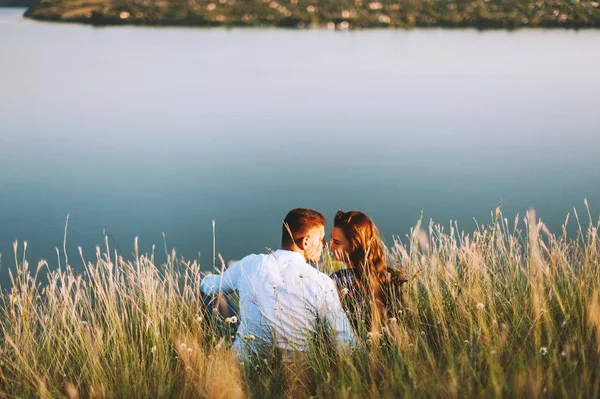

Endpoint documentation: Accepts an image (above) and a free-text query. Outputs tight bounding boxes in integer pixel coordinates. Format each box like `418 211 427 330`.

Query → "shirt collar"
274 249 306 264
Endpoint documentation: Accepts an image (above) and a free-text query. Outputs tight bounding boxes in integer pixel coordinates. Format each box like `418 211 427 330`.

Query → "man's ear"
298 236 310 250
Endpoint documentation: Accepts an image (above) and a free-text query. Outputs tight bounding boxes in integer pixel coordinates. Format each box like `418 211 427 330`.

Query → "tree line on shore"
23 0 600 29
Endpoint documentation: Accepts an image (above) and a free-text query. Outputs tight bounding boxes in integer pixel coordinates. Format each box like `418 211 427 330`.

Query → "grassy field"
0 204 599 398
23 0 600 29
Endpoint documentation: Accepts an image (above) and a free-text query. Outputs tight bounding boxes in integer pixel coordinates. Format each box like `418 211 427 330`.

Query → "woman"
329 210 407 336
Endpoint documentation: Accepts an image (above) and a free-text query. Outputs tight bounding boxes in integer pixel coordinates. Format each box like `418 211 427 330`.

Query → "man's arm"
200 260 242 296
319 277 357 348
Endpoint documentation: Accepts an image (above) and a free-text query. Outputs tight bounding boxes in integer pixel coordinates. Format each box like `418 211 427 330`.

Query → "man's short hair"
281 208 326 249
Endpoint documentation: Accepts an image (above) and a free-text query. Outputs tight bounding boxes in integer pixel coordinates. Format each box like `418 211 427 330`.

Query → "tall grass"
0 206 599 398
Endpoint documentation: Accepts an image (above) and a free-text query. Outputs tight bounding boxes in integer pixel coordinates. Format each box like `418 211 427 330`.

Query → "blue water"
1 8 599 281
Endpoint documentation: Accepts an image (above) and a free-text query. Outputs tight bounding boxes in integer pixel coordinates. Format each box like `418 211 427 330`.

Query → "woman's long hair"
333 210 406 333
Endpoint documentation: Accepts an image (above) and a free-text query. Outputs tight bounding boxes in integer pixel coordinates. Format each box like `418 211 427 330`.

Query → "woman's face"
330 227 351 262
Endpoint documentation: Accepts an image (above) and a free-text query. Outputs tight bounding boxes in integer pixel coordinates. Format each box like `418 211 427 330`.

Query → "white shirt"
200 249 356 354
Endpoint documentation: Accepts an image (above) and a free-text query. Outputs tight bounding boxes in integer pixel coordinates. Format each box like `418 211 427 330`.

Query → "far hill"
0 0 37 6
23 0 600 29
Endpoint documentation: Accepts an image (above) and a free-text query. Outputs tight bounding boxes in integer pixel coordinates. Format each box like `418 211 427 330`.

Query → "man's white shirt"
200 249 356 353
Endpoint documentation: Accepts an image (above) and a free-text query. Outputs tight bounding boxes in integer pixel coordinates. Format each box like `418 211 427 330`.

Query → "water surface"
1 8 599 279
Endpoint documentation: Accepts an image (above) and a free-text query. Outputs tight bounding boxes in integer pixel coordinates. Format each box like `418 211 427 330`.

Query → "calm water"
1 8 599 280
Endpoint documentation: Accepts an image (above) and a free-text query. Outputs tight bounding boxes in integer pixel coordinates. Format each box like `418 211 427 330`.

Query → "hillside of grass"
0 206 599 397
23 0 600 29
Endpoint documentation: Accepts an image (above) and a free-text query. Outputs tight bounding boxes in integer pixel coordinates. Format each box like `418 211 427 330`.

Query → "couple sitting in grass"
200 208 407 358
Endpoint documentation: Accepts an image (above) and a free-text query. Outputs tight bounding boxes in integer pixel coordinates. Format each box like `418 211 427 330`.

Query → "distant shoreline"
21 0 600 30
0 0 35 7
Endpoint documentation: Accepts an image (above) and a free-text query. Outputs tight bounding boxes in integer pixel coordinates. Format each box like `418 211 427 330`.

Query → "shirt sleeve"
318 277 357 348
200 260 242 296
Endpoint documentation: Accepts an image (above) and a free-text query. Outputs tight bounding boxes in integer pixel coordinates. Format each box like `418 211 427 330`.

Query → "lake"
1 8 599 281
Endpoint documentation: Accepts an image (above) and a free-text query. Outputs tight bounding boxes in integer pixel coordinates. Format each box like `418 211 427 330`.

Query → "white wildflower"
187 347 193 353
225 316 238 324
540 347 548 356
245 335 256 342
476 302 485 310
389 317 397 323
341 287 350 296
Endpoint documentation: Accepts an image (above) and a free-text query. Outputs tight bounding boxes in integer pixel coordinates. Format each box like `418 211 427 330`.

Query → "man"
200 208 355 355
